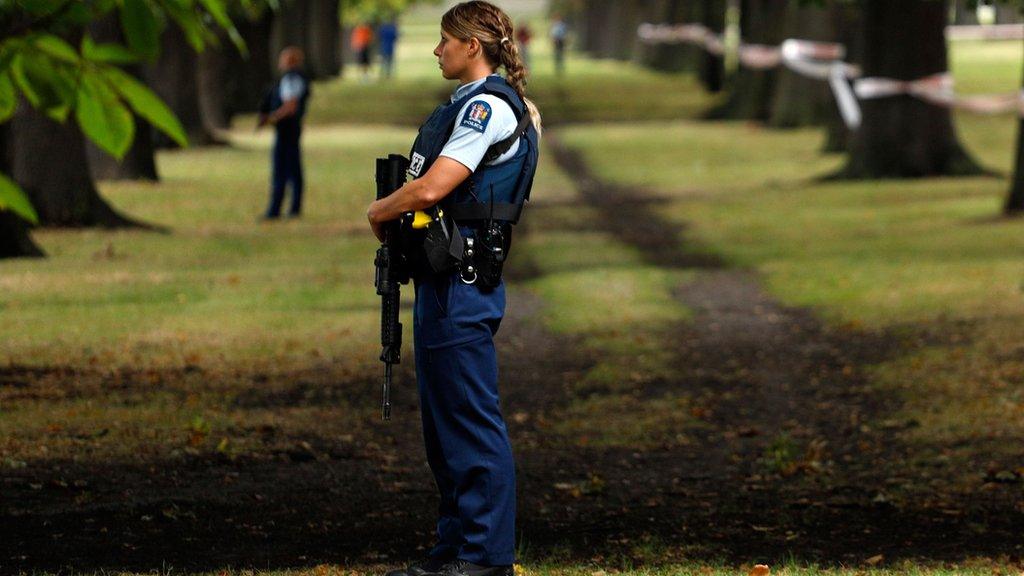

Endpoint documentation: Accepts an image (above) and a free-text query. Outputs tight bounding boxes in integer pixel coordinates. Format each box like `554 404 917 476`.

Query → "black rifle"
374 154 410 421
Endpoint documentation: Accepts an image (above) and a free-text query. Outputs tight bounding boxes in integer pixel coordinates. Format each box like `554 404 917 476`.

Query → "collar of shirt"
451 74 500 103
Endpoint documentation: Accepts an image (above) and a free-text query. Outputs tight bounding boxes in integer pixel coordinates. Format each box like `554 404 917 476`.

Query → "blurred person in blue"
378 19 400 79
550 14 568 76
258 46 311 220
366 2 541 576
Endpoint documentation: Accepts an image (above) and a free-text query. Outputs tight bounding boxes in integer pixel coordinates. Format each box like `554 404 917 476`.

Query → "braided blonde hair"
442 1 542 135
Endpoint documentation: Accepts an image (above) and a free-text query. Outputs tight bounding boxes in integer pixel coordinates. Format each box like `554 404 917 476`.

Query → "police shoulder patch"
460 100 492 133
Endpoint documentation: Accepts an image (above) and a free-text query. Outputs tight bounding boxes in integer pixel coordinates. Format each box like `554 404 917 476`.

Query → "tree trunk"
996 4 1020 24
271 0 339 79
822 2 863 152
1004 119 1024 214
1003 35 1024 214
642 0 702 73
0 122 44 258
840 0 982 178
85 16 159 180
9 105 144 228
0 211 43 258
699 0 727 92
197 41 230 131
593 0 615 58
612 0 645 61
86 116 159 181
591 0 621 58
581 0 601 54
145 26 220 148
272 0 312 67
307 0 340 78
637 0 668 67
706 0 788 120
582 0 614 56
222 10 276 121
768 4 834 128
952 0 978 25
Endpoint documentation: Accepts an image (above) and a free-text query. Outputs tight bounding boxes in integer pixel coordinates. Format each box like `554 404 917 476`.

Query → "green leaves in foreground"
0 72 15 124
120 0 161 61
0 0 238 224
0 35 189 159
0 174 39 225
76 72 136 159
74 60 193 158
101 66 188 148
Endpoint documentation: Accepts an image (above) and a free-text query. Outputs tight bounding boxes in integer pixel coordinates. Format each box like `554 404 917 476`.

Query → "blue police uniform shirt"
279 72 307 102
439 74 521 172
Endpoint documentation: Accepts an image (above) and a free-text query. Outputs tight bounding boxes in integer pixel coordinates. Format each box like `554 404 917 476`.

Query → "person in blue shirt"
378 20 400 79
258 46 310 220
550 16 568 76
366 3 541 576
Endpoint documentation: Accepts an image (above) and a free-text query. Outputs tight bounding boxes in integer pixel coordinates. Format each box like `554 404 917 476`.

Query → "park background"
2 0 1024 574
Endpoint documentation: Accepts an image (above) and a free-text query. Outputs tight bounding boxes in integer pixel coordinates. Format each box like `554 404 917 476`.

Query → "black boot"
440 560 514 576
385 556 451 576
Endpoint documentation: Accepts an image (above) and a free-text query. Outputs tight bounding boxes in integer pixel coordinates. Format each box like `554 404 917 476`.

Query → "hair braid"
442 1 543 135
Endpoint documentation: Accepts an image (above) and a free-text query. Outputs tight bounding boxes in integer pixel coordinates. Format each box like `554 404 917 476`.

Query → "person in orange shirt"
351 23 375 80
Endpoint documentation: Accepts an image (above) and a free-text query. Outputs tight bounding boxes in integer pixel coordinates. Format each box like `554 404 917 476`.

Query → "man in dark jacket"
259 46 310 219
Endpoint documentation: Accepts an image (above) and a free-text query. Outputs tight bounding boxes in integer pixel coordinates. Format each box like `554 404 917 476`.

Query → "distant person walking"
378 20 400 79
258 46 311 220
351 23 375 81
515 21 532 71
550 15 568 76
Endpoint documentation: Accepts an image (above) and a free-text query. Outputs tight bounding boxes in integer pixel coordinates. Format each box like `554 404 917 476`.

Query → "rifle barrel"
382 362 392 421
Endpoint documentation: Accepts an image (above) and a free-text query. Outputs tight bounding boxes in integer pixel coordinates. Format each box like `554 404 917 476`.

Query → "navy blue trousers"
266 128 303 217
414 272 516 566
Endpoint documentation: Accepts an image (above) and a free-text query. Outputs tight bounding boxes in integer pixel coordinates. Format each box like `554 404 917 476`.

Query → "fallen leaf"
866 554 884 565
749 565 770 576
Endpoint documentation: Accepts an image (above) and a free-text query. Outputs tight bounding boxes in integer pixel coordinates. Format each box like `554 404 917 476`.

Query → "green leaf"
196 0 231 30
76 71 134 159
100 65 187 148
30 34 79 64
16 0 68 17
81 35 139 64
161 0 209 51
10 51 77 112
0 172 39 225
0 72 15 124
0 40 18 72
197 0 247 57
120 0 160 60
9 53 39 107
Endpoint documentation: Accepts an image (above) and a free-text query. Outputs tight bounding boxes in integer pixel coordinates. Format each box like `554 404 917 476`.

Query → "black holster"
461 222 511 289
402 207 464 278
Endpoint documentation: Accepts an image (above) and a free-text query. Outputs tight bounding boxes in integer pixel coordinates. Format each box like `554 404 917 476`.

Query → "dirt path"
527 135 1024 564
2 136 1023 573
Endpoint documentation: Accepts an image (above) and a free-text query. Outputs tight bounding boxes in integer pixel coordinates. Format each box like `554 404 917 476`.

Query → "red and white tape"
638 22 1024 127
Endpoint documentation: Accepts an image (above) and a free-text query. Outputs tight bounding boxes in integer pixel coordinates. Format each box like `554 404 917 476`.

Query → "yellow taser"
410 209 440 230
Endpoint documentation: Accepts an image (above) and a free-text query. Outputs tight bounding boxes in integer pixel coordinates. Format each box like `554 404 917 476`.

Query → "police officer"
259 46 310 220
366 3 541 576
